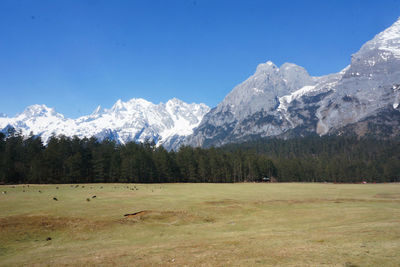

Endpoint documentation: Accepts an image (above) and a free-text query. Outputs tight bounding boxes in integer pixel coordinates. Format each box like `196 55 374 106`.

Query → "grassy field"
0 183 399 266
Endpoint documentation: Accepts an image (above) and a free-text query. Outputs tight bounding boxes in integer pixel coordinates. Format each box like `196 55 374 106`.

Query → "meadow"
0 183 399 266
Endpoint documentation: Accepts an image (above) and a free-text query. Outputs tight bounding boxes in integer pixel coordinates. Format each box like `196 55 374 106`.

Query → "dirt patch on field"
0 215 111 238
252 198 328 206
204 199 240 205
202 200 243 212
124 210 151 218
374 193 400 199
121 210 215 225
252 197 398 206
0 215 84 232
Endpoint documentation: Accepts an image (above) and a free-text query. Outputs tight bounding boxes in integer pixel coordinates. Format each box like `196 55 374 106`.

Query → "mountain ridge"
0 98 210 150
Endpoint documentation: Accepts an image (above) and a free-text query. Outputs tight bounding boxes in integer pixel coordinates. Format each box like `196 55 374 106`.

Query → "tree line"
223 135 400 183
0 131 399 184
0 131 276 184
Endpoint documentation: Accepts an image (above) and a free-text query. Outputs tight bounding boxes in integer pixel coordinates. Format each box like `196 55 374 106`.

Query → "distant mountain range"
2 18 400 149
0 98 209 150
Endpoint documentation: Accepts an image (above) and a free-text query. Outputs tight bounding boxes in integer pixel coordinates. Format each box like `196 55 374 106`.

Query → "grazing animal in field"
46 237 52 241
92 195 96 199
86 198 90 202
38 190 42 193
2 191 6 194
53 197 58 201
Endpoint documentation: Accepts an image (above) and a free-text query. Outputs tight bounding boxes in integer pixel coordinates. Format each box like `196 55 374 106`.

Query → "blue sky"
1 0 400 118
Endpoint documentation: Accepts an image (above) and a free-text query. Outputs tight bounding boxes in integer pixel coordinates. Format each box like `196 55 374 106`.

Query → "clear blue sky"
1 0 400 118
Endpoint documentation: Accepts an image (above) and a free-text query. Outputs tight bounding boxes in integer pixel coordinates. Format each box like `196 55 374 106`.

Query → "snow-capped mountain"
0 98 210 150
188 18 400 147
314 18 400 136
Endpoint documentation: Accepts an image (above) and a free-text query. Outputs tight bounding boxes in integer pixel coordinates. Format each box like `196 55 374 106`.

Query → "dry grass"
0 183 400 266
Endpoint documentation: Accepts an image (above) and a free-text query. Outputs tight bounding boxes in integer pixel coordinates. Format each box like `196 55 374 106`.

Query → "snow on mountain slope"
0 104 75 141
358 17 400 59
315 17 400 135
278 85 317 111
0 98 210 150
277 18 400 137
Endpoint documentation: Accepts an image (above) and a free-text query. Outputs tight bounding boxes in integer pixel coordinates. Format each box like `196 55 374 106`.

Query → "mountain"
188 18 400 147
0 98 210 150
187 62 321 147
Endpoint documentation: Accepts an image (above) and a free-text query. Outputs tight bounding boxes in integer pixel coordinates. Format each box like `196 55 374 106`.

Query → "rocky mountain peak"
255 61 279 75
279 63 315 91
216 60 315 119
126 98 153 107
111 99 125 112
166 97 184 106
345 18 400 78
358 17 400 57
88 105 104 118
19 104 61 119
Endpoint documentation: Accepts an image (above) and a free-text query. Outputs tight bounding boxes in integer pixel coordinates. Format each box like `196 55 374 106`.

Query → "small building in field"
256 176 277 182
261 177 270 182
